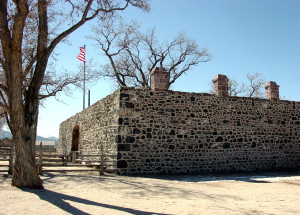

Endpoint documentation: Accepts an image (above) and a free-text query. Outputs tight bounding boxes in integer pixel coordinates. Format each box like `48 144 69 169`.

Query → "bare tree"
245 73 265 98
90 20 211 88
39 58 100 102
228 79 247 96
209 73 265 98
0 0 149 188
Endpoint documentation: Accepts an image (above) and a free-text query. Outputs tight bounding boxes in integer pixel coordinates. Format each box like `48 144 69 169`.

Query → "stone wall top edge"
120 87 213 96
59 89 121 125
85 88 120 110
119 88 299 104
60 87 299 127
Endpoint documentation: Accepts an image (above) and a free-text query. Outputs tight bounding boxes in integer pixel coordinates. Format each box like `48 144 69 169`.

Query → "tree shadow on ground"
34 169 300 208
23 188 170 215
13 170 300 215
39 172 240 203
39 169 300 201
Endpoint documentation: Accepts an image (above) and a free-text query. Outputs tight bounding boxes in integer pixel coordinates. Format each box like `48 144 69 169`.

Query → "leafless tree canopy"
0 0 149 188
209 73 265 98
90 20 211 89
245 73 265 98
0 0 149 123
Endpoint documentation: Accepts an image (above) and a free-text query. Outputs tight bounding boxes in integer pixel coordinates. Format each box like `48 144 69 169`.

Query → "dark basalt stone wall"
59 88 300 175
117 88 300 174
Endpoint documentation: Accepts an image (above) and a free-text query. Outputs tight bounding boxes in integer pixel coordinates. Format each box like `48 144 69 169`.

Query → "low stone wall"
58 90 120 159
117 88 300 174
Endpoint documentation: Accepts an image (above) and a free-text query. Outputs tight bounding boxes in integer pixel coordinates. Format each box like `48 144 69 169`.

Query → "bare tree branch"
91 20 211 89
246 73 265 98
208 73 265 98
228 79 246 96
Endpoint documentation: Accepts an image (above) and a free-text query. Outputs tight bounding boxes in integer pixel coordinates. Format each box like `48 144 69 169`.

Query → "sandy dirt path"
0 170 300 215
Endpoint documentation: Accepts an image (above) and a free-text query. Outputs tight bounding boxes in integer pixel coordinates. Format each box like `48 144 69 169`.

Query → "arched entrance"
71 125 80 151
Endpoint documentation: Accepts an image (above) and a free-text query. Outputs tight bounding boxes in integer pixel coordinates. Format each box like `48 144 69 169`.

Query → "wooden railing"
0 146 14 175
36 144 117 175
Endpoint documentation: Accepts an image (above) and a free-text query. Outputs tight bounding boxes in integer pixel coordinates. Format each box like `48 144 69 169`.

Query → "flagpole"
83 44 86 110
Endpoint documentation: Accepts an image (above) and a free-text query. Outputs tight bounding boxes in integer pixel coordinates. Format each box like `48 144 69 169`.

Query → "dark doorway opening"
72 125 80 151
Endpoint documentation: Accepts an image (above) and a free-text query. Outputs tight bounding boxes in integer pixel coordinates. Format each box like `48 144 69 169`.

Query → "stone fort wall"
58 68 299 175
116 88 300 174
58 90 120 157
58 87 300 175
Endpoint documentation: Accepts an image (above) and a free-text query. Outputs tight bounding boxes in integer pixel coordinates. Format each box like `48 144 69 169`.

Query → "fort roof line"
149 67 280 101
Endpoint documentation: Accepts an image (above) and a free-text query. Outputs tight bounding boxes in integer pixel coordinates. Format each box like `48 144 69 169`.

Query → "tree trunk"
11 102 43 188
12 137 43 188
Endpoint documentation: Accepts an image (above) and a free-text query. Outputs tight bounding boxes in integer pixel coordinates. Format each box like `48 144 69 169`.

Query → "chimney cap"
212 74 229 83
265 81 279 89
150 67 167 75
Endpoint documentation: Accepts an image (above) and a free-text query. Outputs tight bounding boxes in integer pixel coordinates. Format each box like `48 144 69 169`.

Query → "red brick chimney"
150 67 169 91
212 74 229 97
265 81 279 101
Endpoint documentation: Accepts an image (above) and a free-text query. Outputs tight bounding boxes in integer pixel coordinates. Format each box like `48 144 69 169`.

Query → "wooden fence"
0 146 14 175
0 143 117 176
36 144 117 175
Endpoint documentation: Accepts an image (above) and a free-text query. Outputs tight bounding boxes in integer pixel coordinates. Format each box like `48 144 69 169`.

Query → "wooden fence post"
38 142 43 175
8 143 14 175
63 153 66 166
100 145 104 175
72 151 77 164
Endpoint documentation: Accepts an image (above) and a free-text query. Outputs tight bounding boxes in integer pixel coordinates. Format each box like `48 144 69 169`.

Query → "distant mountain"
36 136 59 146
36 135 58 141
0 130 58 146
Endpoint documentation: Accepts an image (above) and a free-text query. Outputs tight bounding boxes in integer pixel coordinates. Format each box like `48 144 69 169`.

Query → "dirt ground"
0 169 300 215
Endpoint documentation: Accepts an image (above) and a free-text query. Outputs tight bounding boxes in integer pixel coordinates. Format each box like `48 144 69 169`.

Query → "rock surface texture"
59 88 300 175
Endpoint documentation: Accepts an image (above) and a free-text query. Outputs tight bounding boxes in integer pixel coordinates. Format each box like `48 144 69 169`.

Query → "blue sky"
35 0 300 137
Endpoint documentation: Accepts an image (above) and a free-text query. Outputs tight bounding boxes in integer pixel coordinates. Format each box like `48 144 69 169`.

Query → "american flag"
77 46 86 62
